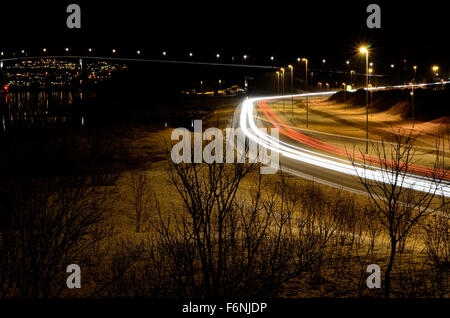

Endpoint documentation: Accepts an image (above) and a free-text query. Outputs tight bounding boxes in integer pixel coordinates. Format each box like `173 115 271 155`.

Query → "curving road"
236 82 450 197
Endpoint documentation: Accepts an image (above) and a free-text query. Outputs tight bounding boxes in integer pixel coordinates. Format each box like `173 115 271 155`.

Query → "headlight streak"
239 82 450 197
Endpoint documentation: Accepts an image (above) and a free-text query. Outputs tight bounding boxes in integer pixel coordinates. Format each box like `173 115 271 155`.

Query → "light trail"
239 82 450 197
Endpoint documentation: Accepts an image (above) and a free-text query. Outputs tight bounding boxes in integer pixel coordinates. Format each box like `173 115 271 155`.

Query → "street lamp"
360 46 369 153
301 58 309 128
288 65 294 116
276 71 280 98
432 65 439 78
280 67 285 110
412 66 417 128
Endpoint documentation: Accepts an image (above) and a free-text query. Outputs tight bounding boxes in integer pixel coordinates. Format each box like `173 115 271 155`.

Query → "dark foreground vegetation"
0 129 449 298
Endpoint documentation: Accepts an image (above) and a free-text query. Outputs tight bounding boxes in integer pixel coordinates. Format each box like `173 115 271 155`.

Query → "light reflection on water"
0 90 199 131
0 90 85 129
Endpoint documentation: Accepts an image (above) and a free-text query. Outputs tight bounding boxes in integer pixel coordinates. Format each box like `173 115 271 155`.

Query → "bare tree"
422 207 450 297
350 129 448 297
0 176 116 298
126 170 152 233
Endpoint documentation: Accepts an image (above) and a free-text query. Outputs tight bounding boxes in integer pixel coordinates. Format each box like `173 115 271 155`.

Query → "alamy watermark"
170 120 279 174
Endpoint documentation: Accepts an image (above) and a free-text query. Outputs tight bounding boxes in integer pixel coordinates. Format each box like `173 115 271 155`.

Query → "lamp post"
432 65 439 79
301 58 309 128
412 65 417 128
360 47 369 153
288 65 294 117
280 67 285 111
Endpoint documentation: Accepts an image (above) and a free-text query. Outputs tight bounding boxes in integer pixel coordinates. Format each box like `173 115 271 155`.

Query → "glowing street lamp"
432 65 439 77
276 71 280 96
301 58 309 128
288 65 294 116
410 65 419 129
350 70 355 87
280 67 285 110
360 46 369 153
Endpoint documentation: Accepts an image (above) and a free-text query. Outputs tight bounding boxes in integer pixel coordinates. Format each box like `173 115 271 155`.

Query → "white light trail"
239 83 450 197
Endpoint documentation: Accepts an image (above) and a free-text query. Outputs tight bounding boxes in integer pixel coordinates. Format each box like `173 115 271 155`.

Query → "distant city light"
21 50 25 54
270 56 274 61
112 49 116 53
162 51 167 56
243 54 248 60
88 48 92 52
65 47 69 52
189 52 193 57
322 59 326 63
137 50 141 55
43 48 47 53
391 64 395 68
346 61 350 65
0 52 3 56
369 62 373 67
297 57 301 62
216 53 220 58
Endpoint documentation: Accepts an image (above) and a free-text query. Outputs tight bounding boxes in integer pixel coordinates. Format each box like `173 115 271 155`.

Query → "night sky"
1 1 449 69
